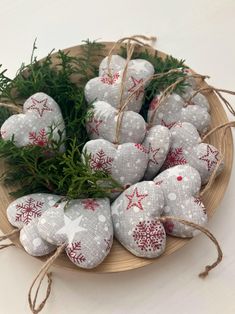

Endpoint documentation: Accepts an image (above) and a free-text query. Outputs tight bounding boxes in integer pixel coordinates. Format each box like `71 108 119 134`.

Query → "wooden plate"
0 43 233 273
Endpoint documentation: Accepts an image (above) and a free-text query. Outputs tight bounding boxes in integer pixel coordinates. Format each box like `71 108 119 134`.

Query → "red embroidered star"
199 145 219 171
100 70 120 85
125 187 148 211
82 199 100 211
26 97 52 117
147 143 160 165
86 117 103 136
128 76 144 100
161 119 176 129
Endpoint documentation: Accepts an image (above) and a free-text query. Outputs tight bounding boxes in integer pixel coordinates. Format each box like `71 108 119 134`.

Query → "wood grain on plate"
0 43 233 273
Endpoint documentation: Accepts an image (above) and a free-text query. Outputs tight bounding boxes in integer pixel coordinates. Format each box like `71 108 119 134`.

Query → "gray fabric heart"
154 164 208 237
6 193 61 256
83 139 148 188
147 92 211 134
142 125 171 180
111 181 166 258
37 198 113 269
1 92 65 149
86 100 146 144
161 122 224 184
85 55 154 112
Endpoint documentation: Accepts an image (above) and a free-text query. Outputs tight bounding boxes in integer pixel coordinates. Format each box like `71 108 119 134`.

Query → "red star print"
199 145 219 171
26 97 52 117
86 117 103 136
161 119 176 129
128 77 144 100
147 143 160 165
125 187 148 211
82 199 100 211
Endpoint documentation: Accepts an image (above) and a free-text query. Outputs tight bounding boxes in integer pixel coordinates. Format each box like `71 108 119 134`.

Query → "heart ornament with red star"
154 164 208 237
1 92 65 149
6 193 61 256
161 122 224 184
83 139 149 189
85 54 154 112
37 198 113 269
111 181 166 258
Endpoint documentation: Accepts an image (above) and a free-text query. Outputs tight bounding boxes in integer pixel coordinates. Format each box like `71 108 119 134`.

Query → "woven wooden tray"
0 43 233 273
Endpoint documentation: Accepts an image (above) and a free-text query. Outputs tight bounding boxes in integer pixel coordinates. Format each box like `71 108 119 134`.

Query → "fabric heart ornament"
147 91 211 134
154 164 208 237
111 181 166 258
1 92 65 148
83 139 148 188
37 198 113 269
161 122 224 184
85 55 154 112
86 100 146 144
6 193 61 256
142 125 171 180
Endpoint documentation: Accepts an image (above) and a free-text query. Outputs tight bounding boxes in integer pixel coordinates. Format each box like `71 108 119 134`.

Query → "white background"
0 0 235 313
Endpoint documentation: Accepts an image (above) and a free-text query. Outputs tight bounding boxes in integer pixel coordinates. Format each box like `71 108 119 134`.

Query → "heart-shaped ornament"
154 164 208 237
147 92 211 134
83 139 149 188
142 125 171 180
37 198 113 269
111 181 166 258
85 55 154 112
1 92 65 149
7 193 61 256
161 122 224 184
86 100 146 144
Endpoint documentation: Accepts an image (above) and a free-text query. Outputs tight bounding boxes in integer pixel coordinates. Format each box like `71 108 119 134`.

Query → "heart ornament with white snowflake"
1 92 65 149
6 193 62 256
154 164 208 237
85 54 154 112
37 198 113 269
86 100 146 144
83 139 149 189
161 122 224 184
111 181 166 258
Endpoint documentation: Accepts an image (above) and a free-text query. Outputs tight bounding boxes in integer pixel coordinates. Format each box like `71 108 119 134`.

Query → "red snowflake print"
163 220 174 234
86 117 103 136
26 97 52 117
146 143 160 166
133 220 165 252
163 147 187 169
161 119 176 129
82 199 100 211
90 149 114 173
128 76 144 100
28 128 49 147
149 97 159 111
66 241 86 264
100 71 120 85
104 236 112 252
194 197 207 215
198 145 219 171
125 187 148 211
134 143 148 153
155 180 163 186
15 198 44 225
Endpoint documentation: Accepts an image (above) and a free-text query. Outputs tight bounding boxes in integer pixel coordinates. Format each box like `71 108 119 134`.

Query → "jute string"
160 216 222 277
28 243 67 314
0 102 22 113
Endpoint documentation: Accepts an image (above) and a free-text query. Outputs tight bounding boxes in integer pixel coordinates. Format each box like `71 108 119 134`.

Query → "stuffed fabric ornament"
6 193 61 256
147 91 211 134
83 139 148 188
86 101 146 144
154 164 208 237
111 181 166 258
85 55 154 112
142 125 171 180
162 122 223 184
38 198 113 269
1 92 65 149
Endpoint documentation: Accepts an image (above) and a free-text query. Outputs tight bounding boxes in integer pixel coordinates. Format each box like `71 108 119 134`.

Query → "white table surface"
0 1 235 313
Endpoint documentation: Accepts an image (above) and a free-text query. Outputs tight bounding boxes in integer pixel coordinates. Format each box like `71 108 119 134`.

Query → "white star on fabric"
56 215 87 244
